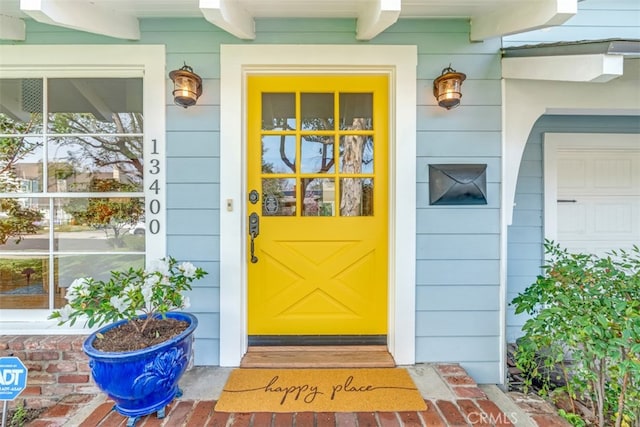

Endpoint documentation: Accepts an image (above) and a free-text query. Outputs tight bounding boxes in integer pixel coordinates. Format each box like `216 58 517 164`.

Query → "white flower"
48 256 206 329
145 274 160 287
73 277 91 289
179 262 197 278
58 304 74 322
110 295 129 314
147 258 170 276
141 283 154 310
64 289 77 303
65 277 90 302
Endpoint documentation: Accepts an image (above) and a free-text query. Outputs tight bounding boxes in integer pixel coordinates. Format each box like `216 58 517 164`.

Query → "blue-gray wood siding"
410 19 502 383
8 17 503 382
503 0 640 47
506 116 640 342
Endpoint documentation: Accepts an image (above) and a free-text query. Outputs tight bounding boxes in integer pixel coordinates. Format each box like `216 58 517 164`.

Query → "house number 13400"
147 139 161 235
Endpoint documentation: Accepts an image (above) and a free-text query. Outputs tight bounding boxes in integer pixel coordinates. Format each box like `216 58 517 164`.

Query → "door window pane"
301 135 334 173
301 178 335 216
340 135 374 174
339 93 373 130
262 178 296 216
262 93 296 130
262 135 296 174
340 178 373 216
301 93 334 131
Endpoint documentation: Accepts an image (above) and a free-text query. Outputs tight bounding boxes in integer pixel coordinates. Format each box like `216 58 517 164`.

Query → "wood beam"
20 0 140 40
0 15 26 41
471 0 576 41
502 54 624 83
356 0 401 41
200 0 255 40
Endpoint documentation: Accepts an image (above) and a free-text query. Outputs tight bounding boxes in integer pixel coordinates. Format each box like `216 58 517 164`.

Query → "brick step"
29 396 575 426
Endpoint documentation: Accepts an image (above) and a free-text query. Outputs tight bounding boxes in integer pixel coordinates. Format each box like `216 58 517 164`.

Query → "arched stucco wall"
502 59 640 225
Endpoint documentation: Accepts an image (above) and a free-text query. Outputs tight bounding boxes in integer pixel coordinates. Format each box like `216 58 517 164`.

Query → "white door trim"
219 44 417 366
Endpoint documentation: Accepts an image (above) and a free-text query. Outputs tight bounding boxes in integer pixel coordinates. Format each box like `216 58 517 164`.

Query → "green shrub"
511 241 640 427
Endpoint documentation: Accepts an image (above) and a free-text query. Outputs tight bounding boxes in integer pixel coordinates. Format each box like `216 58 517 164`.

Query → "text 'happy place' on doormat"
214 368 427 413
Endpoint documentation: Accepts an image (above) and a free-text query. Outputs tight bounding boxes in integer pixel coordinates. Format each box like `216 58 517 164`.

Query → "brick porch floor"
25 364 570 427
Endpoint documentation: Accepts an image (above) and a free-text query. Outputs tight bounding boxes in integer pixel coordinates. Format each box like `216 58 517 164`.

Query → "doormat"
215 368 427 413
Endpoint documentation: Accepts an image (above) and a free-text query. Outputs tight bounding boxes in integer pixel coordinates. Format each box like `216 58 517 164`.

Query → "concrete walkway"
29 364 569 426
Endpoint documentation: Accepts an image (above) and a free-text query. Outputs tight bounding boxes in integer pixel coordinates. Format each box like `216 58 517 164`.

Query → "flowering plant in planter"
49 256 207 423
49 256 207 351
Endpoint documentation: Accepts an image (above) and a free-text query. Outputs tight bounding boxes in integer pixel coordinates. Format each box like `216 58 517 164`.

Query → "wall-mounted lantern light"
169 63 203 108
433 65 466 110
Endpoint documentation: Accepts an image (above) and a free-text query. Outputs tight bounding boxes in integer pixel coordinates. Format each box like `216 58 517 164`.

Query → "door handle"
249 213 259 263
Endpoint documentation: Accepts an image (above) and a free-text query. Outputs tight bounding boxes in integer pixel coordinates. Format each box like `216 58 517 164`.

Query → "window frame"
0 45 166 326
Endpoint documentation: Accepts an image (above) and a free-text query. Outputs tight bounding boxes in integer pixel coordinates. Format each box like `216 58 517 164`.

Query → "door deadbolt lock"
249 190 260 205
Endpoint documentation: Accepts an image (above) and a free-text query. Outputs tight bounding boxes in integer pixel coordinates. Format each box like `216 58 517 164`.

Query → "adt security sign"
0 357 28 401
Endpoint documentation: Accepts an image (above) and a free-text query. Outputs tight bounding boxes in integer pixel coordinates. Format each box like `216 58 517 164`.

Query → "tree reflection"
50 112 143 187
263 114 373 217
64 179 143 247
0 114 44 243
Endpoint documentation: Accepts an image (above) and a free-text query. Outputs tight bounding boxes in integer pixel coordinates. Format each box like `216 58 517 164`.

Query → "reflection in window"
258 90 376 218
262 135 296 174
339 93 373 130
301 93 334 131
0 256 49 309
301 178 335 216
0 79 44 134
48 78 142 134
301 135 334 174
0 198 47 250
55 196 144 252
262 178 296 216
0 77 145 310
55 254 144 308
262 93 296 130
340 178 373 217
340 134 373 174
49 137 143 191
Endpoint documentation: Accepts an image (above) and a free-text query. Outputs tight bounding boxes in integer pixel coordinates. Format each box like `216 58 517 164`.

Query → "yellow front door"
247 75 388 338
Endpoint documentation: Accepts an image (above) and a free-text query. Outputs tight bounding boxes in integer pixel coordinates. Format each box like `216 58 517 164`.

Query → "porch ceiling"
1 0 577 42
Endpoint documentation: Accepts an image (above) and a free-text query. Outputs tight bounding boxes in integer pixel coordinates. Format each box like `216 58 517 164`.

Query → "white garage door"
546 133 640 257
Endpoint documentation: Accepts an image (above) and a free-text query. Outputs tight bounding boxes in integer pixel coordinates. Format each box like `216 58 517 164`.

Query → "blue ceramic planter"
83 312 198 423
